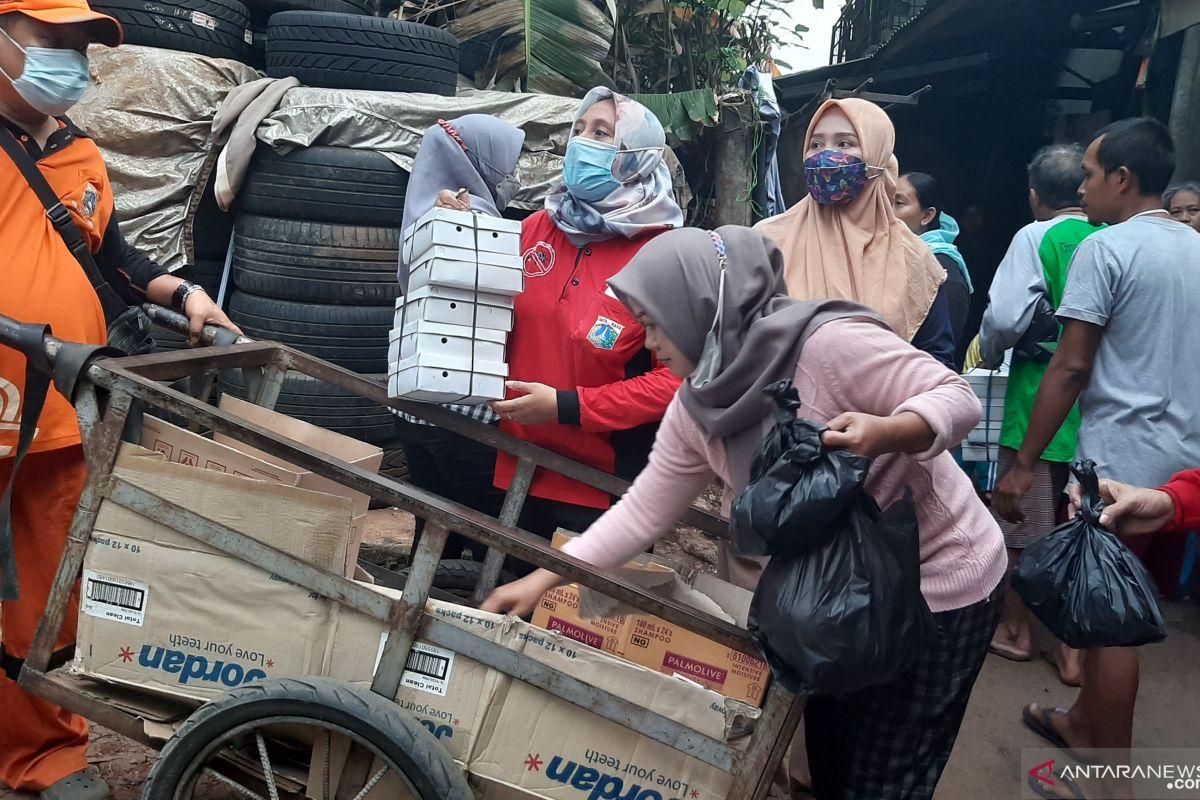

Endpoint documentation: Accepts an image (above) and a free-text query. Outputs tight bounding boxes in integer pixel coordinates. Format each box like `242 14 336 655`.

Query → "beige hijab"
755 98 944 340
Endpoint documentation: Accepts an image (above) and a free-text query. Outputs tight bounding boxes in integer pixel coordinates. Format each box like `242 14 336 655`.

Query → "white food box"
397 286 515 332
398 321 506 364
404 208 522 261
389 354 508 404
407 246 524 297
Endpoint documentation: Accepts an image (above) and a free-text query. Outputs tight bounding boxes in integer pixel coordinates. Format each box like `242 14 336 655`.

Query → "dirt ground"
4 506 1198 799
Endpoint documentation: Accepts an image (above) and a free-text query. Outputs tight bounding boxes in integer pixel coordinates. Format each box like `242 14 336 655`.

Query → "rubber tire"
249 22 267 68
247 0 370 24
93 0 252 62
380 443 409 483
397 559 517 601
266 12 458 95
233 215 400 306
220 369 395 445
228 292 390 373
241 146 408 228
142 677 471 800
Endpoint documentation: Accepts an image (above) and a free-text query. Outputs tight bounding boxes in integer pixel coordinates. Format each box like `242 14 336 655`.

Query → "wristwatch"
172 280 206 313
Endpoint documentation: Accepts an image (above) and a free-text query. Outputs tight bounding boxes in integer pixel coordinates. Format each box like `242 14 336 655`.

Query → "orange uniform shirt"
0 122 111 457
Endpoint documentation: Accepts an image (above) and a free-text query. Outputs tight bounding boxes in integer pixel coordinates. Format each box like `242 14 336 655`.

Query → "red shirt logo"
522 241 555 277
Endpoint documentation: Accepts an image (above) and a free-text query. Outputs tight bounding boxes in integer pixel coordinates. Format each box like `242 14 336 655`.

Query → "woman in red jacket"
493 89 685 536
435 88 684 537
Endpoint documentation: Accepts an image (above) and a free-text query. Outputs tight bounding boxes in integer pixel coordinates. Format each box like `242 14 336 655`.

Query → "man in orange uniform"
0 3 237 796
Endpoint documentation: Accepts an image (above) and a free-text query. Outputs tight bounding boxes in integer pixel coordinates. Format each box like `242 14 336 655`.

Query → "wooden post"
714 104 754 227
1170 24 1200 181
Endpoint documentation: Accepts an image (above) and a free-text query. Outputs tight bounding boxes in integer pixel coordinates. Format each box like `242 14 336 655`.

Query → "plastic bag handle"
1071 459 1106 527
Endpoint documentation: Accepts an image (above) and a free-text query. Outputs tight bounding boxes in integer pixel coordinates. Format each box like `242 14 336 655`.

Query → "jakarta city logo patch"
522 241 555 277
586 316 625 350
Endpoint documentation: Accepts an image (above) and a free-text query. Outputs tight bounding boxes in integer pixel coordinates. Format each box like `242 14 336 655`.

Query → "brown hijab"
607 226 884 491
754 98 944 341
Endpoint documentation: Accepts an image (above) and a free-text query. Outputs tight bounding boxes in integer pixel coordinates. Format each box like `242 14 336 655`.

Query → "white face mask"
0 26 90 116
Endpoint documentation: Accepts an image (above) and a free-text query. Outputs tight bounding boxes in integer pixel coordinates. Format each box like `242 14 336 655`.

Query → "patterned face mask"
803 149 881 206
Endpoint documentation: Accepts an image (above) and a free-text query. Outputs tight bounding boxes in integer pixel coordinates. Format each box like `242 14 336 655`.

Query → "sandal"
39 771 109 800
990 641 1033 662
1021 704 1097 765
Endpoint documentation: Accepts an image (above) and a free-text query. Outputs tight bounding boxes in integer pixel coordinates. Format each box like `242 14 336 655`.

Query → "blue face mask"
0 27 90 117
563 136 621 203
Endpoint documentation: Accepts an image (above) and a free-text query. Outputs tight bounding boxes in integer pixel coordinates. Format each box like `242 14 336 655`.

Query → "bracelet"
172 280 206 312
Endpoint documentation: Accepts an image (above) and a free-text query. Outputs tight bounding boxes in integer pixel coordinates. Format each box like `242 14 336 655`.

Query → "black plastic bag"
748 491 935 697
730 380 870 557
1012 461 1166 649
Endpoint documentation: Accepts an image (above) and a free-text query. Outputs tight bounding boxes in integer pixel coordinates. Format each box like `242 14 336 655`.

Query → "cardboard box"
389 353 508 404
532 533 771 707
407 246 525 297
141 409 378 578
397 286 515 332
212 395 383 520
73 446 366 702
397 321 507 364
404 207 522 260
322 595 753 800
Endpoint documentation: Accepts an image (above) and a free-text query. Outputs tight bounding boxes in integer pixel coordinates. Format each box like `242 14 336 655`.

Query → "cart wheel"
143 677 470 800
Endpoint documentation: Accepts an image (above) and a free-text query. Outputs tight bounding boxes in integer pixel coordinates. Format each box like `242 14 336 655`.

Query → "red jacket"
1161 470 1200 533
495 211 682 509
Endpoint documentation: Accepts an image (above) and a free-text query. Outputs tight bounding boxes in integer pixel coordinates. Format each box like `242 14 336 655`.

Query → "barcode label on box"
82 570 148 627
402 642 455 696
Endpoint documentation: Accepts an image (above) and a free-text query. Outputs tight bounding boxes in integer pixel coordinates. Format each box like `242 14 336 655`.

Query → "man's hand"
183 290 241 345
993 461 1034 524
1068 479 1176 535
492 381 558 426
480 569 563 617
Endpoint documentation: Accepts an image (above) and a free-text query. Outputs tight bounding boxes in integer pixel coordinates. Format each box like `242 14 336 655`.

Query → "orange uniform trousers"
0 445 89 792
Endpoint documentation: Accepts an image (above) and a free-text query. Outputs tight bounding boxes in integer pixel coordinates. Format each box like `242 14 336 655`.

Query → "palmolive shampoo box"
531 533 770 707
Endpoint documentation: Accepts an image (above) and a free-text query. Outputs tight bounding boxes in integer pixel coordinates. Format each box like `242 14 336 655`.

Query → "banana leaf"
629 88 719 142
448 0 615 96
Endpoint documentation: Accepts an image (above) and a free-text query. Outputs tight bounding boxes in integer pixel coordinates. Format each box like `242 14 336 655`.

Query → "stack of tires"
222 146 409 469
264 10 459 94
92 0 255 64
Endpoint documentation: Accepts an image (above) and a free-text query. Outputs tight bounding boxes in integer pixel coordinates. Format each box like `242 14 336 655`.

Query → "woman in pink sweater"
483 226 1006 799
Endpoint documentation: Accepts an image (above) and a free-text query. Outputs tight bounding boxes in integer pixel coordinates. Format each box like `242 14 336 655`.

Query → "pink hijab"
755 98 944 340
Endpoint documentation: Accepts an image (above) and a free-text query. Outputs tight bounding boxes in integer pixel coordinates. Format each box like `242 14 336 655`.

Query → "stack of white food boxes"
389 208 524 404
961 349 1011 462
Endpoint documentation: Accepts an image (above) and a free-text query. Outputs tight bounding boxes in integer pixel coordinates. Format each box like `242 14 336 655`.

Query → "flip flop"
1022 704 1098 765
990 642 1033 662
40 771 109 800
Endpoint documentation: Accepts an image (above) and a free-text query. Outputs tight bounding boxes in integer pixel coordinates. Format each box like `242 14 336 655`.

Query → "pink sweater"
563 318 1007 613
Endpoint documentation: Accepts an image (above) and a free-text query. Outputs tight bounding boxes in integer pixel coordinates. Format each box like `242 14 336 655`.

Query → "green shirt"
979 216 1102 462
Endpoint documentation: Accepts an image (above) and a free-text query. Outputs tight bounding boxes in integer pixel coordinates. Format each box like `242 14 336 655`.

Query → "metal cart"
1 311 803 800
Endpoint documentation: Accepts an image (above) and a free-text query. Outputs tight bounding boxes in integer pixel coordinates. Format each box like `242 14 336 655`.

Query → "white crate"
407 246 524 296
399 321 506 364
404 208 521 262
389 354 508 404
397 285 515 332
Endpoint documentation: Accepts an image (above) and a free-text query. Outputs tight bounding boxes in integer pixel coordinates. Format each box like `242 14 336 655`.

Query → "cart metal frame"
11 333 803 800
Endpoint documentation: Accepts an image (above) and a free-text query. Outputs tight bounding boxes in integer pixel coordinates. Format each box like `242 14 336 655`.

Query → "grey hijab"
398 115 526 287
607 226 885 491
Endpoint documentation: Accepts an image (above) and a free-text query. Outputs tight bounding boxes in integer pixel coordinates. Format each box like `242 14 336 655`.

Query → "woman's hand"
480 569 563 617
1068 479 1176 535
435 189 471 211
491 381 559 426
820 411 934 458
